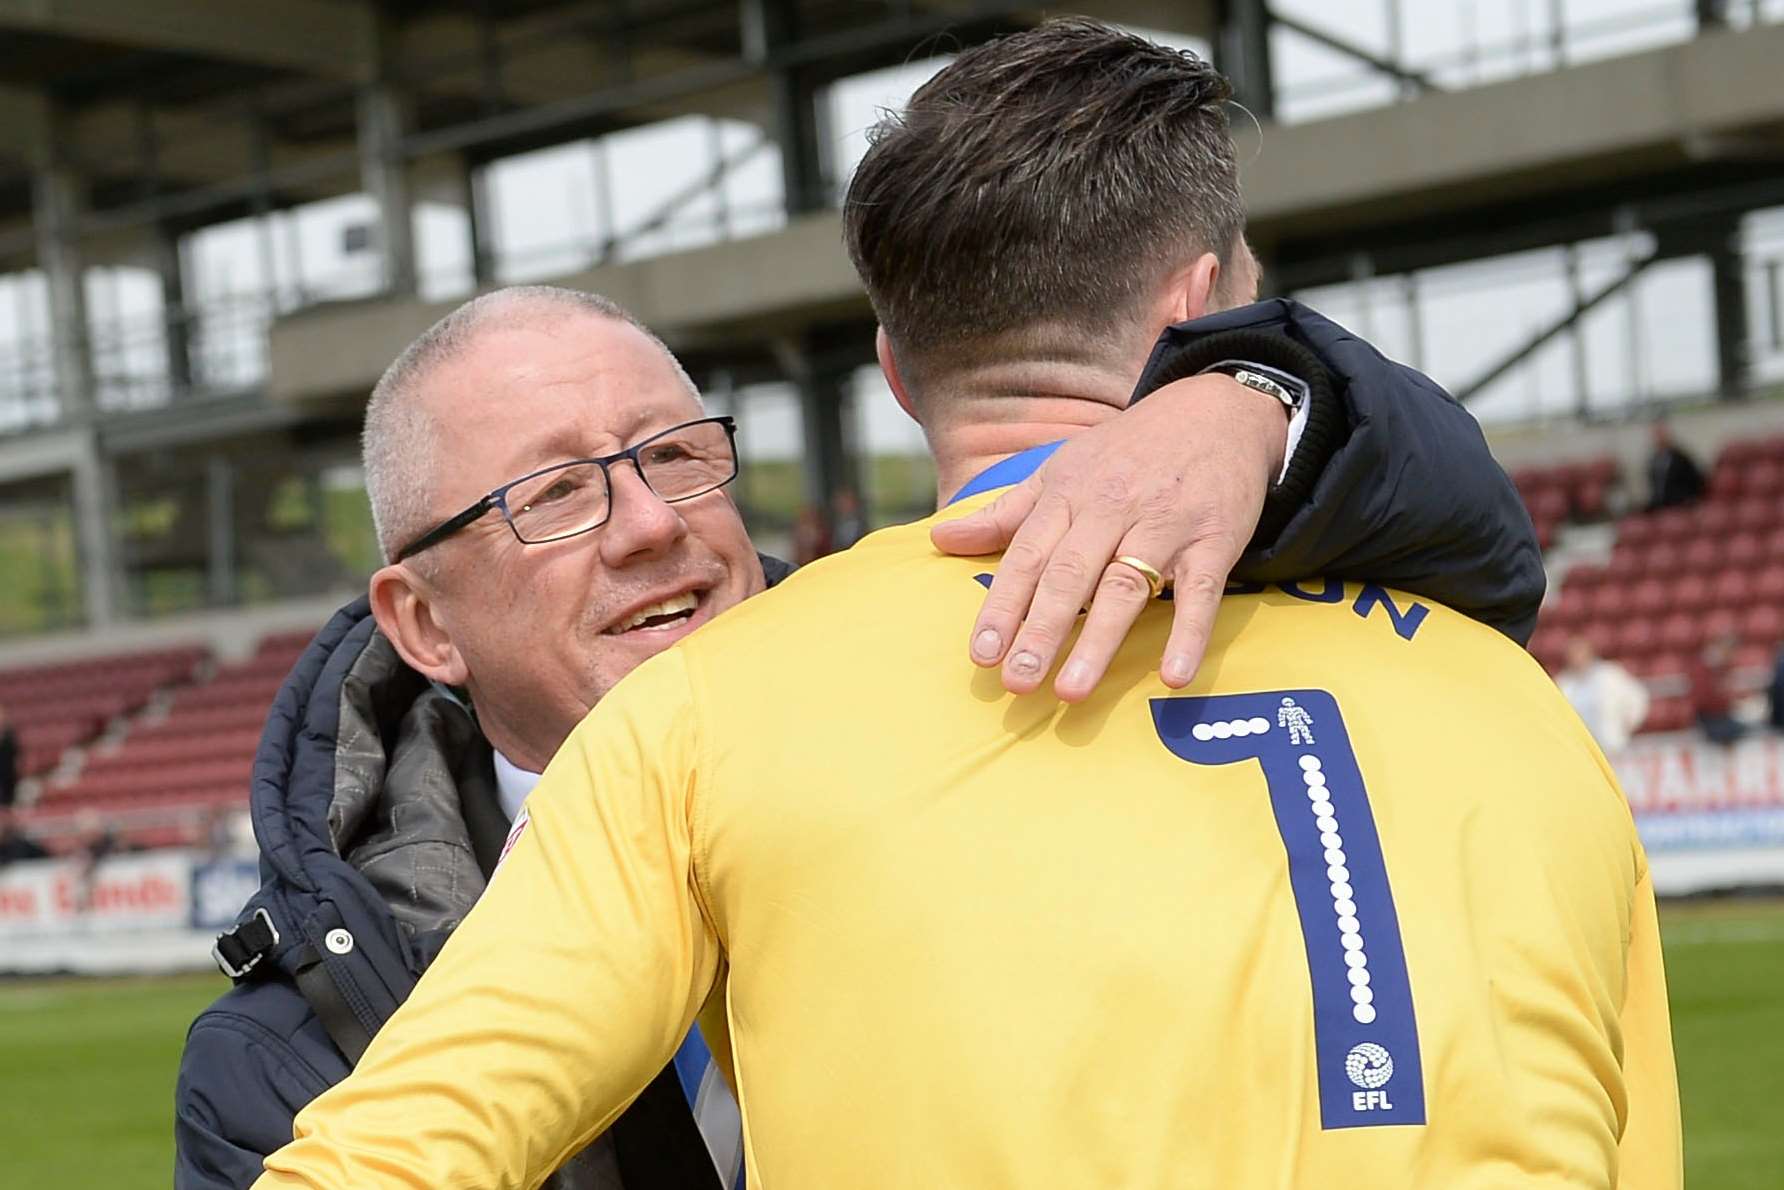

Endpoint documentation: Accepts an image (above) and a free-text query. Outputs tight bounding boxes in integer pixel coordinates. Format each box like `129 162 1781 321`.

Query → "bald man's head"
361 285 698 565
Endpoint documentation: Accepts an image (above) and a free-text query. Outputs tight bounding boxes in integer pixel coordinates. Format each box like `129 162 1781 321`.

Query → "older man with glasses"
178 279 1541 1190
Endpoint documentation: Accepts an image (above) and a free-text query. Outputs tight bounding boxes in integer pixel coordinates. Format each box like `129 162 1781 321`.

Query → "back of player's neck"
914 359 1138 505
930 404 1126 506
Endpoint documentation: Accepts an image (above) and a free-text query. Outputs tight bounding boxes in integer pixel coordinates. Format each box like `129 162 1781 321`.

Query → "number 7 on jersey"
1152 690 1426 1130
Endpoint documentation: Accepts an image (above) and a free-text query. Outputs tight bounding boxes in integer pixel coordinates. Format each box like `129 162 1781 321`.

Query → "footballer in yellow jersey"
260 451 1680 1190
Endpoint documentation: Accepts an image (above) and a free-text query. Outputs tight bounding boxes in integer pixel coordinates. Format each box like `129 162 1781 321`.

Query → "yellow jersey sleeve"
1616 863 1682 1190
258 648 720 1190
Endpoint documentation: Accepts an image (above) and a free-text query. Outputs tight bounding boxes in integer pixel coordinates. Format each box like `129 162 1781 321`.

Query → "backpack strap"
291 941 374 1064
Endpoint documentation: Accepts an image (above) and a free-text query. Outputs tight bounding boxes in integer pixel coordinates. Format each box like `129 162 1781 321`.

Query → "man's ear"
876 327 920 424
1163 251 1224 324
368 563 470 687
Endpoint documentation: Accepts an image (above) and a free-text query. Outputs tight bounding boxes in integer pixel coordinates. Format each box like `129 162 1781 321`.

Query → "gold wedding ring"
1112 555 1168 600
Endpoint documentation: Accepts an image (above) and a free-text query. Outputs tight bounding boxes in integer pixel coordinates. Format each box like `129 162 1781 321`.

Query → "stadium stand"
0 647 206 780
1510 455 1621 552
10 631 312 853
1526 432 1784 736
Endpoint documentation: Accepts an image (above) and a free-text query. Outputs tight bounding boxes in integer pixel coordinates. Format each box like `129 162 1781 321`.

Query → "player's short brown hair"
843 18 1245 385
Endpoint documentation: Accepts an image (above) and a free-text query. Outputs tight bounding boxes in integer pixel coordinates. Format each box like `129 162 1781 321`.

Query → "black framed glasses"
393 415 740 562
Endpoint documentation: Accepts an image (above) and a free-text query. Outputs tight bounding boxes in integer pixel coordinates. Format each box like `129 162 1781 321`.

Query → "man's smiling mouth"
604 591 700 635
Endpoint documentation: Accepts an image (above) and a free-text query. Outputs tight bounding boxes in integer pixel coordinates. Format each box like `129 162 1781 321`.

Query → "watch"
1194 359 1308 417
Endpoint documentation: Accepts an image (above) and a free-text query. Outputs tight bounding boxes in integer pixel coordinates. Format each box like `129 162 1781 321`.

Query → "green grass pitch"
1 898 1779 1187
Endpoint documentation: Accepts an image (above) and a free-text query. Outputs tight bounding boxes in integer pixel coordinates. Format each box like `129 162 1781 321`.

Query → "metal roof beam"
0 0 372 77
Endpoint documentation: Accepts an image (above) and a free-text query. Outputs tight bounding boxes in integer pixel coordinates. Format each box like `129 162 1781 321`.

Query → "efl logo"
1345 1042 1395 1112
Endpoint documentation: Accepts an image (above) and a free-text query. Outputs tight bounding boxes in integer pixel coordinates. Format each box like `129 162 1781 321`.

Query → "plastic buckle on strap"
213 907 280 979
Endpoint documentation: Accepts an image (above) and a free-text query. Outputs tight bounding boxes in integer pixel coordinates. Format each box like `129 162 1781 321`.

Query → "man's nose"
599 461 687 564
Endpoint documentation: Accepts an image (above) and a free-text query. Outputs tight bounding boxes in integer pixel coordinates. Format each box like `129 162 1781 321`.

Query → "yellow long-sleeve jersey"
259 491 1680 1190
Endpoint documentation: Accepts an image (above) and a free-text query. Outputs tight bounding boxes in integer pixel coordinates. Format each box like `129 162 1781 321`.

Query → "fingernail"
1008 650 1043 677
1060 660 1089 690
973 628 1003 661
1162 655 1194 685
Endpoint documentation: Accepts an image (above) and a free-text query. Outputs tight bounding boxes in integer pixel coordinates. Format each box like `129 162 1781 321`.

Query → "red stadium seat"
1546 589 1592 629
1733 498 1772 534
1700 607 1741 644
1652 508 1696 541
1572 481 1608 521
1638 696 1694 735
1564 562 1608 592
1629 579 1668 616
1528 630 1567 673
1732 643 1775 674
1679 538 1720 573
1604 546 1644 585
1617 514 1658 548
1757 566 1784 608
1644 652 1690 683
1692 502 1735 538
1724 532 1762 571
1669 574 1712 612
1511 465 1554 494
1525 487 1568 523
1740 604 1784 648
1743 460 1782 497
1584 621 1619 657
1710 571 1753 609
132 706 270 742
1708 464 1744 501
1612 619 1658 659
1657 613 1703 654
1641 542 1681 577
1588 584 1631 620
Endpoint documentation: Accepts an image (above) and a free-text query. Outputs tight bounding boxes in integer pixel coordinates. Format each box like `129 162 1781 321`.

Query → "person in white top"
1558 634 1651 755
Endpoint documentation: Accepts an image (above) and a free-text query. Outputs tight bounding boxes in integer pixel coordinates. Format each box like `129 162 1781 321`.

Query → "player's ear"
1163 252 1223 324
877 327 920 425
369 563 470 686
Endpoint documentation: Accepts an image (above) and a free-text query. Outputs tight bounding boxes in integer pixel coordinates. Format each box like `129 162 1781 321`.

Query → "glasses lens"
637 420 738 502
507 462 608 543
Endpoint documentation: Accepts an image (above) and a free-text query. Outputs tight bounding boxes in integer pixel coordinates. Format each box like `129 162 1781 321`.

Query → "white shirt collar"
491 750 541 823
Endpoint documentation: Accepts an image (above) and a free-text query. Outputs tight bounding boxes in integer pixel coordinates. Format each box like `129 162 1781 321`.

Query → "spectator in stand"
830 487 867 550
1768 646 1784 733
0 703 18 809
1645 421 1705 511
71 813 128 912
1557 634 1650 756
0 811 47 866
203 807 239 859
1690 632 1747 746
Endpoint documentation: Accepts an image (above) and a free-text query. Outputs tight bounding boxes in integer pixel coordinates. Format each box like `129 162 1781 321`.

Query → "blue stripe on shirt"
945 441 1063 505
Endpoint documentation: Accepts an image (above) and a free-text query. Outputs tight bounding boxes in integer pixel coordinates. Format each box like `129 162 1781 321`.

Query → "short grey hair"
361 285 699 565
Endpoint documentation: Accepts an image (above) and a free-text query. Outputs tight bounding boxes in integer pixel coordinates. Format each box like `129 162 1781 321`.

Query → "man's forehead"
437 316 695 425
423 313 702 487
